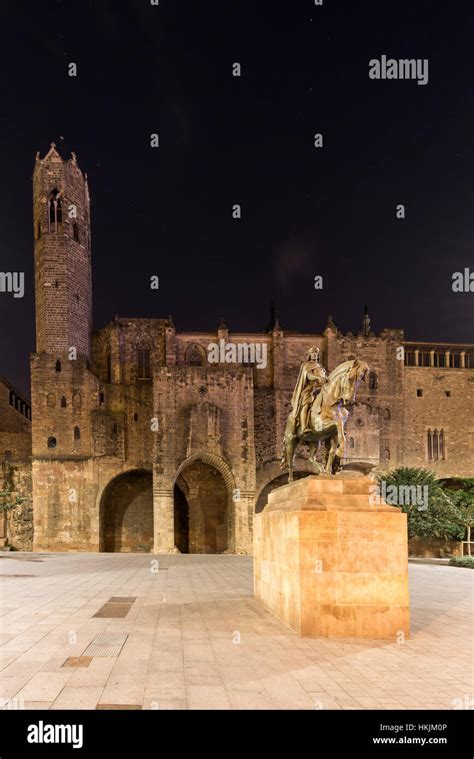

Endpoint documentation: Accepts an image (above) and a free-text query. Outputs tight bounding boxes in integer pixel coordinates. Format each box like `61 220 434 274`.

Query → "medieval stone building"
2 145 474 553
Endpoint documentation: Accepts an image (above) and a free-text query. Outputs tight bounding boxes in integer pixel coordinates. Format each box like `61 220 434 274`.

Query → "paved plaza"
0 553 472 710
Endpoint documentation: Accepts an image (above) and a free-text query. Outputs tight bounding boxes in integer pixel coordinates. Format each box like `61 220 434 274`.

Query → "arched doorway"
174 462 228 553
100 469 153 552
255 471 314 514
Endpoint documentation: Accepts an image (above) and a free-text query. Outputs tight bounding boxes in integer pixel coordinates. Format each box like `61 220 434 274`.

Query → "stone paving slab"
0 553 472 710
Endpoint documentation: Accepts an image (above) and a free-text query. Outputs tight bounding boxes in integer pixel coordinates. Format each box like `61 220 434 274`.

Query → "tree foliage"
377 468 467 541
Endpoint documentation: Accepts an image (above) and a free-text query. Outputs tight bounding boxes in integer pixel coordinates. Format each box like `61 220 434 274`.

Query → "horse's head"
340 359 369 405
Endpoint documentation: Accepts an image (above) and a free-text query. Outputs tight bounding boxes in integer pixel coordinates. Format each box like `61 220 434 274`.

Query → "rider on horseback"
290 347 328 435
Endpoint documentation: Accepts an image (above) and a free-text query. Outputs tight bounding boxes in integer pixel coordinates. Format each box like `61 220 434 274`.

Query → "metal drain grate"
82 632 128 658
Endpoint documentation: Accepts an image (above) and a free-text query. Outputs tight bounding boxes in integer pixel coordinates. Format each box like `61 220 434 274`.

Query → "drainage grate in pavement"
83 632 128 658
62 656 93 668
96 704 141 710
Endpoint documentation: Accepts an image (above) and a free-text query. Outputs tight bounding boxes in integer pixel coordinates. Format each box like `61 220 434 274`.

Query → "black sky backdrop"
0 0 473 397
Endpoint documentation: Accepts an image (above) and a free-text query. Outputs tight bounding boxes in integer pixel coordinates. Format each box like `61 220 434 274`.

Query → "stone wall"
402 367 474 477
2 461 33 551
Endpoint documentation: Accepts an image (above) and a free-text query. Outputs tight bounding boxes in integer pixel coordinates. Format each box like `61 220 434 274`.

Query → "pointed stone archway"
173 453 237 554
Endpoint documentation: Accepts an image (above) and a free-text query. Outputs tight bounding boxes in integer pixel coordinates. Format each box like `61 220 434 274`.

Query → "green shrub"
449 556 474 568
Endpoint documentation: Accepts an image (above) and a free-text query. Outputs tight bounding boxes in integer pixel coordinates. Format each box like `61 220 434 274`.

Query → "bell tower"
33 143 92 358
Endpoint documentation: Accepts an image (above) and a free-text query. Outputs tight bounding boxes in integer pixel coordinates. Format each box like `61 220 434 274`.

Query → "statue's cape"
290 361 324 416
290 364 307 415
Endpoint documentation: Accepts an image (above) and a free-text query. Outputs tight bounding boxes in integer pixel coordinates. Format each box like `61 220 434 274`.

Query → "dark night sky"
0 0 473 397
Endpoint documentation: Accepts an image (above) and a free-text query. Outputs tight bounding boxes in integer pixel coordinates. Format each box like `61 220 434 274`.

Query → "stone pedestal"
254 476 410 638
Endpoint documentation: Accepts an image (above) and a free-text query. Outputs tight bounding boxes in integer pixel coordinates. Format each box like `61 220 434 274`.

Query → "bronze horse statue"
281 358 369 481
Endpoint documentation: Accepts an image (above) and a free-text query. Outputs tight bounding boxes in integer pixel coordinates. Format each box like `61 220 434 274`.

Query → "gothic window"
106 353 112 384
438 430 445 460
368 371 378 390
384 408 391 420
47 436 57 449
73 222 79 242
55 360 61 372
49 189 62 232
74 426 80 441
185 344 206 366
427 429 446 461
60 396 67 408
137 347 151 380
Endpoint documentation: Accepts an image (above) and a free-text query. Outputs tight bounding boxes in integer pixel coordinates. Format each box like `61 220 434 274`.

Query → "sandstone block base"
254 476 410 638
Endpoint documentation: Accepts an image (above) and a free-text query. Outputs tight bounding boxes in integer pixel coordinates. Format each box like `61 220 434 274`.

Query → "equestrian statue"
280 347 369 481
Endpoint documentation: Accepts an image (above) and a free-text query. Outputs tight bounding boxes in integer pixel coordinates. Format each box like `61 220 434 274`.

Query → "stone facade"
0 378 32 549
1 145 473 553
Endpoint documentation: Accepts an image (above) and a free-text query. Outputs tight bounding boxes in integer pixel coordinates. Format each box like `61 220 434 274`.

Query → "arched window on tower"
73 222 79 242
55 360 61 372
74 426 80 441
368 371 378 390
60 396 67 408
49 189 62 233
